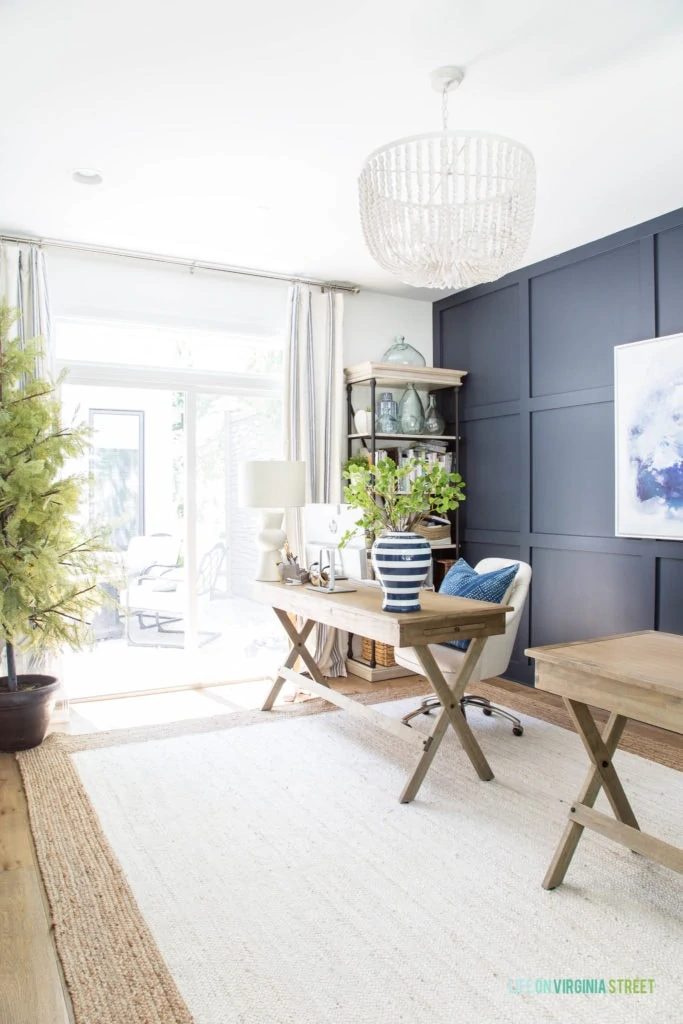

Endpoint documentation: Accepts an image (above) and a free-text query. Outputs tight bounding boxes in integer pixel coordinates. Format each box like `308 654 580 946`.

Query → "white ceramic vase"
354 409 372 434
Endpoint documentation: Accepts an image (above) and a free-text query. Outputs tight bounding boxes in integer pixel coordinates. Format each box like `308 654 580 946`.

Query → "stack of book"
394 445 454 493
403 440 453 473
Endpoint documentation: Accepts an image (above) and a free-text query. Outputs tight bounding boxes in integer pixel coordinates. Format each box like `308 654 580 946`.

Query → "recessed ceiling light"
72 168 103 185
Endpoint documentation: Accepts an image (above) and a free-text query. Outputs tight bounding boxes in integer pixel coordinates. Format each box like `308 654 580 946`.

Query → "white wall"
343 290 433 368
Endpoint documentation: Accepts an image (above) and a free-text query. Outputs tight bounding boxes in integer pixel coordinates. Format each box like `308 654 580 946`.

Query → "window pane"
56 318 283 375
90 410 144 550
192 392 287 683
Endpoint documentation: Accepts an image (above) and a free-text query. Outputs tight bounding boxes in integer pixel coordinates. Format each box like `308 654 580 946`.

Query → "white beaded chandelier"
358 67 536 290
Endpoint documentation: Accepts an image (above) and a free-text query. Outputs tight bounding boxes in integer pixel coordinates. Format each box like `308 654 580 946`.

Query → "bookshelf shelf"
348 433 458 441
344 362 466 390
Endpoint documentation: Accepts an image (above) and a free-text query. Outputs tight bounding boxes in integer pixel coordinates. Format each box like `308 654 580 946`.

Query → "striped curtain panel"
284 284 346 676
0 241 55 378
0 242 66 717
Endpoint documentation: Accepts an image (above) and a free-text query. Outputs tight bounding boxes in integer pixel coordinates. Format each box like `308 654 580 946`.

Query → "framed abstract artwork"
615 332 683 540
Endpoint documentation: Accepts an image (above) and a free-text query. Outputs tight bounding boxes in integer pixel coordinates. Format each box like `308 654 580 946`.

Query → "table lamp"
237 460 306 581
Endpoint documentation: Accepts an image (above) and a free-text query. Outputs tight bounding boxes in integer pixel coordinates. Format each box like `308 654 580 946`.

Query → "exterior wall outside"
434 206 683 685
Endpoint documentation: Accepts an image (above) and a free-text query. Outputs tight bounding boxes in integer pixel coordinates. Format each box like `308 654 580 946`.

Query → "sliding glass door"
57 319 284 701
189 391 287 684
60 383 187 698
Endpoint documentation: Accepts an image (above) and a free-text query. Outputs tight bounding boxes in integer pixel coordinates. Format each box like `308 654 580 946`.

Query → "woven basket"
360 637 397 667
413 521 452 543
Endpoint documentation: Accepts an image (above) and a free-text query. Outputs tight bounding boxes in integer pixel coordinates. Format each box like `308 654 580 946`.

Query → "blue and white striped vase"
371 532 432 613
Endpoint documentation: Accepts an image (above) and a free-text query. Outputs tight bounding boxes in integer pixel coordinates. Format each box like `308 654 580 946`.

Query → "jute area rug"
20 685 682 1024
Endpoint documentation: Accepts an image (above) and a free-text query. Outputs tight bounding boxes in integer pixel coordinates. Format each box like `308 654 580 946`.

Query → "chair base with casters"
402 694 524 736
395 557 532 736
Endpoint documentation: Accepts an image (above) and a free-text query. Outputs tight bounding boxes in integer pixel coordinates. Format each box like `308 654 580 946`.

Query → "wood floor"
1 673 681 1024
0 755 72 1024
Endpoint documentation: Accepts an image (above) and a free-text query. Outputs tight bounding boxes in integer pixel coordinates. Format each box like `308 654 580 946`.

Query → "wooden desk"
253 581 511 803
526 631 683 889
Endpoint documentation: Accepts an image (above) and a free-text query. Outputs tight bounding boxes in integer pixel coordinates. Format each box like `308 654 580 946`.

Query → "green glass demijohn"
423 394 445 435
381 335 426 367
398 383 425 433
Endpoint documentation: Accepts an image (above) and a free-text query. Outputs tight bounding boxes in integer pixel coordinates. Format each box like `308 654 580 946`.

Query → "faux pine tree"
0 300 105 692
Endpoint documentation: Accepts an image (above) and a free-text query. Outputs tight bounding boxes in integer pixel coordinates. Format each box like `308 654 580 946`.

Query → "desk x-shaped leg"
261 610 323 709
543 700 683 888
400 638 493 802
262 611 496 804
543 703 637 889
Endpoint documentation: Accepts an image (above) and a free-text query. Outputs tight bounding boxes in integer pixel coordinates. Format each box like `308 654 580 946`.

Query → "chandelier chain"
442 85 449 132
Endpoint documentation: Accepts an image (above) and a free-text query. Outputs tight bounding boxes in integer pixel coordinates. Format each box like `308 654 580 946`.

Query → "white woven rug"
69 699 682 1023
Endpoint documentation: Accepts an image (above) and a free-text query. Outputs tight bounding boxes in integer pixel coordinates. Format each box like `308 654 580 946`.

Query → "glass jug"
375 392 398 433
381 335 426 367
423 394 445 435
398 383 425 434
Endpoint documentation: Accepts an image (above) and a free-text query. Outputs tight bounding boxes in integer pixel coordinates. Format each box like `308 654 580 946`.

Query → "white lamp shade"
238 460 306 509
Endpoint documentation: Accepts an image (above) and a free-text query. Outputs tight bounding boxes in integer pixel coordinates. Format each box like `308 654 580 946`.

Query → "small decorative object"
359 66 535 289
615 332 683 540
423 394 445 435
340 456 465 612
354 408 373 434
375 391 399 433
277 542 310 585
398 383 425 434
307 548 357 594
307 555 333 590
380 335 426 367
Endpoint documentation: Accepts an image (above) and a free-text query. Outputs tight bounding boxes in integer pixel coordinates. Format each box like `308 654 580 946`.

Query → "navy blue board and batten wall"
433 207 683 686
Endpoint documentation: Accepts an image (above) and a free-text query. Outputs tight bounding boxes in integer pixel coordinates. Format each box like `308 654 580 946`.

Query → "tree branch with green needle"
0 300 112 692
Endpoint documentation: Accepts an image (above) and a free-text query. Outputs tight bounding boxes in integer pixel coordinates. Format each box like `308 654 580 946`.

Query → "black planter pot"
0 675 60 752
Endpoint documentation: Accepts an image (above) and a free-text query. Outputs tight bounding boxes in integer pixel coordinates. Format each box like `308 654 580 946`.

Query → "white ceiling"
2 0 683 299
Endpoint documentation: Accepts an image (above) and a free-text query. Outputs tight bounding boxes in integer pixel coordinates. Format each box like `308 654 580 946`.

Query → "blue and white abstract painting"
615 332 683 539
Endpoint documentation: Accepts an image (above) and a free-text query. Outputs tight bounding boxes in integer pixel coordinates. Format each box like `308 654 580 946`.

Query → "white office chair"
396 558 532 734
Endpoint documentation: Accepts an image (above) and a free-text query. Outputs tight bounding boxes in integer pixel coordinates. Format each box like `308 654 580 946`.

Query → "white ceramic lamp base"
255 510 286 582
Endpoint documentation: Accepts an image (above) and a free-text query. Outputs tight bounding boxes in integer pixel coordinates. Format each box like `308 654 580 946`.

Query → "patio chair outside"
121 541 227 647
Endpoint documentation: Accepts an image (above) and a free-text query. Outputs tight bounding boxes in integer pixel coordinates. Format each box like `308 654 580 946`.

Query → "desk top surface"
526 632 683 730
252 580 511 649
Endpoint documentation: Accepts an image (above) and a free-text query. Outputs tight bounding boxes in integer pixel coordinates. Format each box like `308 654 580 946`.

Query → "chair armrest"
140 561 178 575
135 564 181 585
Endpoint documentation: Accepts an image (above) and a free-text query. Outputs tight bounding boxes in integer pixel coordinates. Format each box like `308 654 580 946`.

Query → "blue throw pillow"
439 558 519 650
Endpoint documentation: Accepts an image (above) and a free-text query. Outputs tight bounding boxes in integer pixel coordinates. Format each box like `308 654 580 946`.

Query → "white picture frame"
614 332 683 540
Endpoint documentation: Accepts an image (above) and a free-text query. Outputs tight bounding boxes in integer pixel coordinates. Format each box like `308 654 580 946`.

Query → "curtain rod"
0 232 361 295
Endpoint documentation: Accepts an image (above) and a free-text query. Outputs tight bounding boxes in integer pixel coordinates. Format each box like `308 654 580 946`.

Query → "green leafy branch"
339 456 465 545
